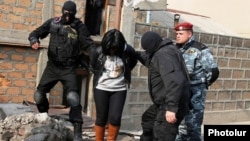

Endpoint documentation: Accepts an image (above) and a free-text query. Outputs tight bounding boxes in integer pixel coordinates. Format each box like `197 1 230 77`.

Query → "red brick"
11 54 24 61
25 17 37 24
14 63 29 71
56 0 65 4
36 18 42 25
0 95 11 103
0 52 9 59
0 78 11 87
50 89 63 96
0 5 12 12
15 48 26 53
25 56 37 63
6 87 20 95
3 0 16 5
13 80 26 87
19 0 32 7
30 64 37 72
35 2 43 10
7 13 23 23
0 63 12 70
25 95 34 102
54 96 63 105
22 88 35 96
13 23 26 30
29 10 42 18
0 21 12 29
12 95 24 103
8 71 22 78
12 7 27 15
0 88 6 95
27 81 36 88
24 72 36 79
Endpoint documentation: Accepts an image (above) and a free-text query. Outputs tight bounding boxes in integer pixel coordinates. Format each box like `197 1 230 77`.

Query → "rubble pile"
0 112 73 141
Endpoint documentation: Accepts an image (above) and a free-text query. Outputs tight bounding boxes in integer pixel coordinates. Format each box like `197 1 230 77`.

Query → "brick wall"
0 45 37 103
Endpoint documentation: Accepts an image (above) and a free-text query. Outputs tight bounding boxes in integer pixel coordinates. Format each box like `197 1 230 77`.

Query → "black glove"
29 37 40 46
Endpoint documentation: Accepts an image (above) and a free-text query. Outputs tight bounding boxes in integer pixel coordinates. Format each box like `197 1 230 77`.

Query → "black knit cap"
62 1 77 15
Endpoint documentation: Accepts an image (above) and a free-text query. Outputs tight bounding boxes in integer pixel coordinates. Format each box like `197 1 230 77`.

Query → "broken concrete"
0 103 140 141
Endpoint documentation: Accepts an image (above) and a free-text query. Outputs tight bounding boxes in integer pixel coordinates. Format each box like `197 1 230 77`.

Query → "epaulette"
52 17 61 23
191 41 208 51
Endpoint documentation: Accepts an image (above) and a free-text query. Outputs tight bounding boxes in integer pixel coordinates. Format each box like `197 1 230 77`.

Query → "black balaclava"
141 31 163 55
61 1 77 24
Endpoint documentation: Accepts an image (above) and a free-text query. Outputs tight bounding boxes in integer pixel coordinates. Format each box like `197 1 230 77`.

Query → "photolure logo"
204 125 250 141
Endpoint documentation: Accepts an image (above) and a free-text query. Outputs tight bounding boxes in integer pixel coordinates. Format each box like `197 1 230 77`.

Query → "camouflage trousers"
176 84 207 141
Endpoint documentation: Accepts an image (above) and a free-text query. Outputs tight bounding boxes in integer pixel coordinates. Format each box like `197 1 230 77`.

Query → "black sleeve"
77 23 96 52
125 45 138 70
209 67 219 84
154 50 186 113
135 51 150 67
28 18 52 43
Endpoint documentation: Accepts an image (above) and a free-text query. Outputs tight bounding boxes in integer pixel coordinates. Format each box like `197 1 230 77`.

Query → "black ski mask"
141 31 163 55
61 1 77 24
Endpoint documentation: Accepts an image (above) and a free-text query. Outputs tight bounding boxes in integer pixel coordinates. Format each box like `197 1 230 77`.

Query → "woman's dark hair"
101 29 126 56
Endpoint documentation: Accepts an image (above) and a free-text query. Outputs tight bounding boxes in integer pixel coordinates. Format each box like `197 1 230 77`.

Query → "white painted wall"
167 0 250 38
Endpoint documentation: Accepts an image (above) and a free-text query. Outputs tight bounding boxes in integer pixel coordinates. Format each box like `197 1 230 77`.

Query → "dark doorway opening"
85 0 106 36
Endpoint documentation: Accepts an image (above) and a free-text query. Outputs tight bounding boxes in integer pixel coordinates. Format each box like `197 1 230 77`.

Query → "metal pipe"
146 11 151 24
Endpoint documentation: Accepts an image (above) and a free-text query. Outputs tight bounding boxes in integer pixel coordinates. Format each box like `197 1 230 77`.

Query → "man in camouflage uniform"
174 22 219 141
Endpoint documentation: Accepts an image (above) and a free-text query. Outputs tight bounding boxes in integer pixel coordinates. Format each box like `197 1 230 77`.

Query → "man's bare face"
175 30 192 44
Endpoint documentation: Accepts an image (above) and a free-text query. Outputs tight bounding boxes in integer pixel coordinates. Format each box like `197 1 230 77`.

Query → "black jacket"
28 17 95 63
137 39 190 116
91 44 138 88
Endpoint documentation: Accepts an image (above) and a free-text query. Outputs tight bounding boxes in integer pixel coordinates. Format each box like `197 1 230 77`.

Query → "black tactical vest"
48 17 80 62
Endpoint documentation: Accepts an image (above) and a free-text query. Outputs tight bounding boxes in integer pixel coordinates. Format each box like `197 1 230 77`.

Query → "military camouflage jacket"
178 38 219 86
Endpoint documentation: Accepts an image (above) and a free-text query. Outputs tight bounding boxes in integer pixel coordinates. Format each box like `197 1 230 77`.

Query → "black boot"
73 122 83 141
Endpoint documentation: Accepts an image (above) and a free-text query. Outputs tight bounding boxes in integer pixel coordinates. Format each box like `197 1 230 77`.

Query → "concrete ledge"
0 29 49 47
203 110 250 124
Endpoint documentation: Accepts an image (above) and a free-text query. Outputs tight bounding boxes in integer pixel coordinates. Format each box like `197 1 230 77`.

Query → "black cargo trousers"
140 104 184 141
34 60 83 123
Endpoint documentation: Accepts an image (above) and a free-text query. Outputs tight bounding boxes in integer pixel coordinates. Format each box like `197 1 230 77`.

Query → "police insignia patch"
187 49 196 54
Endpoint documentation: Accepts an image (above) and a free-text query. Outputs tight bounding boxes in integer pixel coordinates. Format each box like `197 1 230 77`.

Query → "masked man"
28 1 96 141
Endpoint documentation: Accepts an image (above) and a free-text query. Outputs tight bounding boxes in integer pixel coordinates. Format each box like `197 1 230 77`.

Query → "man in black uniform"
136 31 190 141
28 1 95 141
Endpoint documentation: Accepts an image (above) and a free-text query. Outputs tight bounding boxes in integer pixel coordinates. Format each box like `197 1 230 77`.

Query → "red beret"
174 22 193 31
